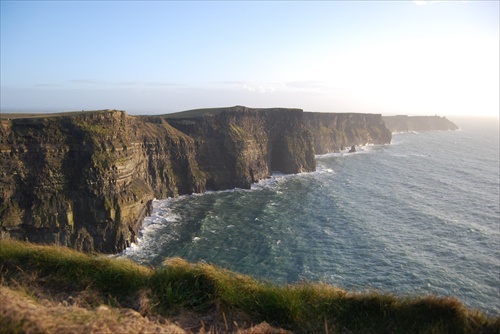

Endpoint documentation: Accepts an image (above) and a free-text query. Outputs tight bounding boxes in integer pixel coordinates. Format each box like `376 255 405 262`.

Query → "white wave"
316 145 384 160
312 165 335 175
315 152 343 159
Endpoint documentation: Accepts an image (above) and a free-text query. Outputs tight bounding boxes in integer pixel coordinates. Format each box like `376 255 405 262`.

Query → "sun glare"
310 31 499 116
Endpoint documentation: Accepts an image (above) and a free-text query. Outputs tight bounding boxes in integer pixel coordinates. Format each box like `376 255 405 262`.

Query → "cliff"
0 107 315 253
383 115 459 133
0 107 395 253
164 106 315 190
0 110 204 253
304 112 392 154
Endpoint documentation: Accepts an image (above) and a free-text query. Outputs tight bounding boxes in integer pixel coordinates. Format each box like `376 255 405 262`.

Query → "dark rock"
349 145 356 153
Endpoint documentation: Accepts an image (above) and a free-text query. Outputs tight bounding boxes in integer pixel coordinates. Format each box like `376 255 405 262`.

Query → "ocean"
121 117 499 315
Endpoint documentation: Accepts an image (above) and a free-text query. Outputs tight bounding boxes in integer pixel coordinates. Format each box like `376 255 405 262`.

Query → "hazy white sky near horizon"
1 1 498 117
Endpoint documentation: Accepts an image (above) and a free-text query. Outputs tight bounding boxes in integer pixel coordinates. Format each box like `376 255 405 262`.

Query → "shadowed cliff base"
2 107 456 254
1 240 498 334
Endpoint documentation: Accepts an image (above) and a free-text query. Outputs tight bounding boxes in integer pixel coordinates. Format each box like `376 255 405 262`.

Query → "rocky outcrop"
0 107 315 253
304 112 392 154
383 115 459 133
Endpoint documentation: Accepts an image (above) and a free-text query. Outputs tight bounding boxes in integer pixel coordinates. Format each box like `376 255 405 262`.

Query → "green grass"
1 240 498 333
161 106 231 119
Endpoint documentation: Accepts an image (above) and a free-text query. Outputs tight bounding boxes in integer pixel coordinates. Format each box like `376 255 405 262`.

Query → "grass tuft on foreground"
0 240 498 333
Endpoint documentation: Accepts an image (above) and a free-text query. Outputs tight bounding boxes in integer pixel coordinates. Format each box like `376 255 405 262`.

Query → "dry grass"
1 240 498 334
0 285 185 334
0 284 286 334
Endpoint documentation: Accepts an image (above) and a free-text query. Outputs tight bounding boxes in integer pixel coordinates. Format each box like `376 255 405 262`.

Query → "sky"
1 1 499 117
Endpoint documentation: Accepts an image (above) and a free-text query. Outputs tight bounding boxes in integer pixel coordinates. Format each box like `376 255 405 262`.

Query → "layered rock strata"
1 111 203 252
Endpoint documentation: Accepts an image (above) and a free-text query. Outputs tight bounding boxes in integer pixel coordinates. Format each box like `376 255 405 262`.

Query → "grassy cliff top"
163 106 304 119
161 106 235 119
0 109 124 120
1 106 304 121
1 240 498 333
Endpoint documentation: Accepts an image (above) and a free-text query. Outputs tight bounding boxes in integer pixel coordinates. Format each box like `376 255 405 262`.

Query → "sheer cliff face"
0 111 206 253
304 112 392 154
166 106 316 190
382 115 459 133
0 108 315 253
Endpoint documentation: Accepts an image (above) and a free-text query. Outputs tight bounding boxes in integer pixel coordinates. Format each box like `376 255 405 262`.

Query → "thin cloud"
33 83 63 87
242 82 283 93
211 81 331 94
109 81 184 87
67 79 183 88
414 0 460 5
284 81 330 91
68 79 107 85
211 81 283 93
212 81 248 85
143 82 184 87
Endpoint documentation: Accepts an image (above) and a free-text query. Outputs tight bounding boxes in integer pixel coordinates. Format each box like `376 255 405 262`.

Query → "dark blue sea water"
121 117 499 315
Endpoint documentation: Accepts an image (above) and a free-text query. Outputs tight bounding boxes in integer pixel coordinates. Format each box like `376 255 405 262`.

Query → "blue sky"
1 1 498 116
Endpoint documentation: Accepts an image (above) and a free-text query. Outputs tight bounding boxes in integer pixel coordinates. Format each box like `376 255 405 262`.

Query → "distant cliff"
383 115 459 133
165 106 315 190
0 107 396 253
304 112 392 154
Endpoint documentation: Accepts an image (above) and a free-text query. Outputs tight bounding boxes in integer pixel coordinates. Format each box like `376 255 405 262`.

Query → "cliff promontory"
1 107 394 253
383 115 459 133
